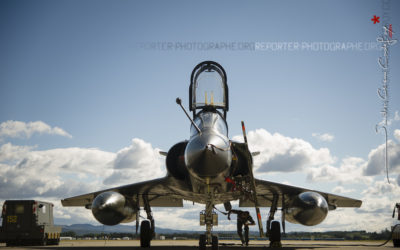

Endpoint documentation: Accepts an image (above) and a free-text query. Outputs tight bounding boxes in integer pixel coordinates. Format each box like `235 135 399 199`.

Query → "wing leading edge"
239 178 362 208
61 177 187 208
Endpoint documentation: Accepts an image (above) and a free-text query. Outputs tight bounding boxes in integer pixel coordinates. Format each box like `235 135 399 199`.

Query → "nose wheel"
212 235 219 250
199 235 218 250
199 235 206 250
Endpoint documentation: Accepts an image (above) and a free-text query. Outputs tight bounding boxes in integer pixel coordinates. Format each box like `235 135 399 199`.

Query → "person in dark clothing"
228 209 255 246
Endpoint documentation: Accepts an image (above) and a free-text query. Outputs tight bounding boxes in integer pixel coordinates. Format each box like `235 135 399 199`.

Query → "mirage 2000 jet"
62 61 361 249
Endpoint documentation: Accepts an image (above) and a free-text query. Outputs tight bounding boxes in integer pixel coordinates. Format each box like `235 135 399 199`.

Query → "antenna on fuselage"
176 98 201 134
241 121 265 238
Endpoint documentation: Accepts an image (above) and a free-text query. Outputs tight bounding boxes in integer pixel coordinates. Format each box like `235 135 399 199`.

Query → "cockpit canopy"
189 61 228 117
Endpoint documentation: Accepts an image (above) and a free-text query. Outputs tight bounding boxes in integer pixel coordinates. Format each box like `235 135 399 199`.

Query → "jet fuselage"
185 110 232 187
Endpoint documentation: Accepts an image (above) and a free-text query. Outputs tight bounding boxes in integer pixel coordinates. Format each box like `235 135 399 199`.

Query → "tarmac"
0 240 397 250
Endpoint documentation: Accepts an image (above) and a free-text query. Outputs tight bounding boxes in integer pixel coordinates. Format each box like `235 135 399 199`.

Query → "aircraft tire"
140 220 152 248
212 235 219 250
41 236 47 246
269 221 281 243
48 238 60 245
199 234 206 250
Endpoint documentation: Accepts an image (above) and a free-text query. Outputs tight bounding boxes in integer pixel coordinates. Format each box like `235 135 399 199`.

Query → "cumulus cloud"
153 202 205 231
357 180 400 225
364 140 400 176
233 129 334 173
385 111 400 126
0 139 169 226
0 120 72 139
307 133 400 187
0 139 167 200
321 206 392 232
103 138 165 185
312 133 334 142
0 143 33 162
395 129 400 142
0 145 115 199
313 178 400 232
394 111 400 121
361 178 398 196
307 157 372 185
304 138 400 232
0 119 169 225
332 186 355 194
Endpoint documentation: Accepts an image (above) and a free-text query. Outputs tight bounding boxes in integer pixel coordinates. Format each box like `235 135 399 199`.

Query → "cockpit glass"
192 68 226 110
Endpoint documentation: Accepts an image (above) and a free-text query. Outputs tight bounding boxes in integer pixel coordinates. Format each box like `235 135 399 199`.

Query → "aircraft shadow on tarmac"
11 247 299 250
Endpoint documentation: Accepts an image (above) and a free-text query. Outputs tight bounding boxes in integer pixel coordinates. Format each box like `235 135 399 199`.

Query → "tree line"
61 229 392 241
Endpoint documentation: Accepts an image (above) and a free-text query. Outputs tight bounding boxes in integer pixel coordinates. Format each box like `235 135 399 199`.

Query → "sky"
1 0 400 233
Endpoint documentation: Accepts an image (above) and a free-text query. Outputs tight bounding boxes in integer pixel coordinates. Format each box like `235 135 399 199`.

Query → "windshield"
190 112 228 137
190 62 227 112
194 70 225 108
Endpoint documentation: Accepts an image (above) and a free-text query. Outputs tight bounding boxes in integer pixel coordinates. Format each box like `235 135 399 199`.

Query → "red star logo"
371 15 380 24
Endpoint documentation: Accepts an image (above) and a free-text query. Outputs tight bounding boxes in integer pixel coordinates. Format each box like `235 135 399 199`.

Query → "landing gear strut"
140 195 155 248
266 194 282 247
199 180 219 250
199 204 219 250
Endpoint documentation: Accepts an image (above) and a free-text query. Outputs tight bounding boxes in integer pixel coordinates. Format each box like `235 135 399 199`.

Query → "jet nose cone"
185 132 231 178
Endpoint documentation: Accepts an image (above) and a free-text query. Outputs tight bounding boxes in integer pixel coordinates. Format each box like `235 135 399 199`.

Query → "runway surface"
0 240 395 249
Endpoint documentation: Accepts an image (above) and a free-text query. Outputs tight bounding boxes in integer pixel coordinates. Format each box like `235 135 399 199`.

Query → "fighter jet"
62 61 361 249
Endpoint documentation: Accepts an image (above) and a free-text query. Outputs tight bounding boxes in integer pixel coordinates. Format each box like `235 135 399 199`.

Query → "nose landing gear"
199 180 219 250
199 234 219 250
199 202 219 250
140 195 155 248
